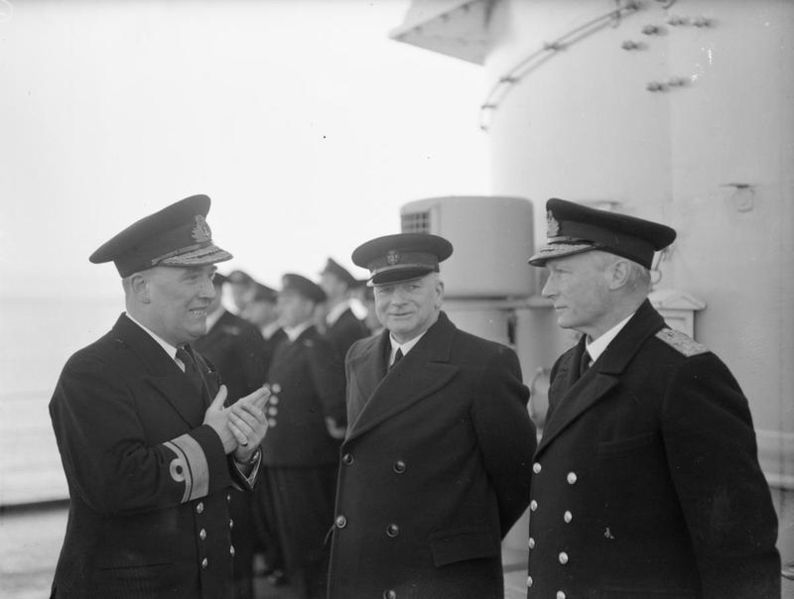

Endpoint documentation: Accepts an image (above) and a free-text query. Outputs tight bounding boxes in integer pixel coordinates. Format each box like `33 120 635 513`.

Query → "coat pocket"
597 432 657 457
428 526 500 567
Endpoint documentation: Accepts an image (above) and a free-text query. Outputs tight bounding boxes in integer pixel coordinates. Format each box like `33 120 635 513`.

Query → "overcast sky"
0 0 489 298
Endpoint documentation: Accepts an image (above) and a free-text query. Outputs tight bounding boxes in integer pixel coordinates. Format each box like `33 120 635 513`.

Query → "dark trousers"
251 466 286 572
265 465 337 599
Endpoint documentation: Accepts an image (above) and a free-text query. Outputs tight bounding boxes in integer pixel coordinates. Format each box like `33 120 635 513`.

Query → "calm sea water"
0 295 124 505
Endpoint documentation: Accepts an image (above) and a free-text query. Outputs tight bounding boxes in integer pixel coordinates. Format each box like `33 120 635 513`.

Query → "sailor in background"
526 198 780 598
261 274 347 599
319 257 369 358
49 195 271 599
242 281 289 585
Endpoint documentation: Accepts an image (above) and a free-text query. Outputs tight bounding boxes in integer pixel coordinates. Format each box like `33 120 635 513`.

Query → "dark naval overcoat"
49 314 256 599
327 312 536 599
527 300 780 599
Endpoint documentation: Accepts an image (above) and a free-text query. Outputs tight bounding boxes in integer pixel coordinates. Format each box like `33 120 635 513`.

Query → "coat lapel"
535 300 666 456
346 313 459 443
113 314 208 427
346 330 390 429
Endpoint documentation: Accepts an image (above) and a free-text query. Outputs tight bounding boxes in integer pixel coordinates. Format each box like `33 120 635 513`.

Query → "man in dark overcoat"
48 195 271 599
526 198 780 598
194 272 270 598
319 257 369 358
261 273 347 599
241 281 289 583
327 233 536 599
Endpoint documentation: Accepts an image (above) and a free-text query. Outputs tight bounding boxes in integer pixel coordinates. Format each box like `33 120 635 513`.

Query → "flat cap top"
89 194 232 277
251 282 278 303
281 273 326 304
352 233 453 285
528 198 676 269
227 269 254 285
321 257 357 287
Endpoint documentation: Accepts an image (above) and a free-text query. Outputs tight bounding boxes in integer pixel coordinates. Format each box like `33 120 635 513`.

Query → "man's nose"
201 278 217 299
541 276 555 298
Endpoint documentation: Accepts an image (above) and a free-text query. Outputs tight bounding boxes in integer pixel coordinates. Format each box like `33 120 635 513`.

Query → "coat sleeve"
49 353 234 516
661 353 780 599
470 345 536 537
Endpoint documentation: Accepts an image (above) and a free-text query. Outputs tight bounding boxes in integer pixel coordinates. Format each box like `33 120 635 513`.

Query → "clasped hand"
203 384 277 461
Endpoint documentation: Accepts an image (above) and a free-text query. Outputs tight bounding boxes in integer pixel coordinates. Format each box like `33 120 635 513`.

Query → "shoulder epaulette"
655 328 709 357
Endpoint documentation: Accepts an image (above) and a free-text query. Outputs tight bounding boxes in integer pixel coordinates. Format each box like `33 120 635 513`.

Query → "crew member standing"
319 257 369 358
262 274 346 599
526 198 780 598
49 195 271 599
328 233 536 599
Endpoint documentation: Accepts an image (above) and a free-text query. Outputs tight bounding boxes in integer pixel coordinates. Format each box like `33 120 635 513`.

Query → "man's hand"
203 385 237 453
230 385 275 463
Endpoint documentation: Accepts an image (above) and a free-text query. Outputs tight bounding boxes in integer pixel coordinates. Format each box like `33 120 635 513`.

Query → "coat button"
393 460 407 474
528 537 535 549
558 552 569 565
201 557 208 569
526 576 533 588
386 523 400 537
227 493 231 502
530 500 538 512
383 590 397 599
230 545 235 557
567 472 577 485
532 462 542 474
229 519 234 529
564 510 573 523
199 528 207 541
196 502 204 514
557 592 566 599
335 515 348 529
342 453 354 465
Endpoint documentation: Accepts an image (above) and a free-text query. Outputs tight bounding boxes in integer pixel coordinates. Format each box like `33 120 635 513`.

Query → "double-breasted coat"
49 314 257 599
527 300 780 598
327 312 536 599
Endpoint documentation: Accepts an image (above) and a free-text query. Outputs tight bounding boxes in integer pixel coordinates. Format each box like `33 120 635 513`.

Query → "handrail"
479 0 643 131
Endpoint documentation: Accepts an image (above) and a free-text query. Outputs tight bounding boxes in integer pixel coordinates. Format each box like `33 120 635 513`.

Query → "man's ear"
435 279 445 309
608 259 632 290
129 273 151 303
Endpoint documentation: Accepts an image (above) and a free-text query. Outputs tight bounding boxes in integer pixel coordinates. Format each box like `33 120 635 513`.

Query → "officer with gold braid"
48 195 272 599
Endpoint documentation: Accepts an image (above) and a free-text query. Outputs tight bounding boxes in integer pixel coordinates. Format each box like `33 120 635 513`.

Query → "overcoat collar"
535 300 666 456
345 312 458 443
112 313 209 427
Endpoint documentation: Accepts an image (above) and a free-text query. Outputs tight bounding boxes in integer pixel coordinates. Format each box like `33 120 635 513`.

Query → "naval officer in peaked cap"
327 233 536 599
526 198 779 598
49 194 273 599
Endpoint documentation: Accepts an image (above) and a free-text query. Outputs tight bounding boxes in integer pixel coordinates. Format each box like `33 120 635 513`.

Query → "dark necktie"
390 348 404 370
176 345 204 392
578 348 591 378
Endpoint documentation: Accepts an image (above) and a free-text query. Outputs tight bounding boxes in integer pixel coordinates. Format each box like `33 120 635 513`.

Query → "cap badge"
546 210 560 238
191 215 212 243
386 250 401 266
